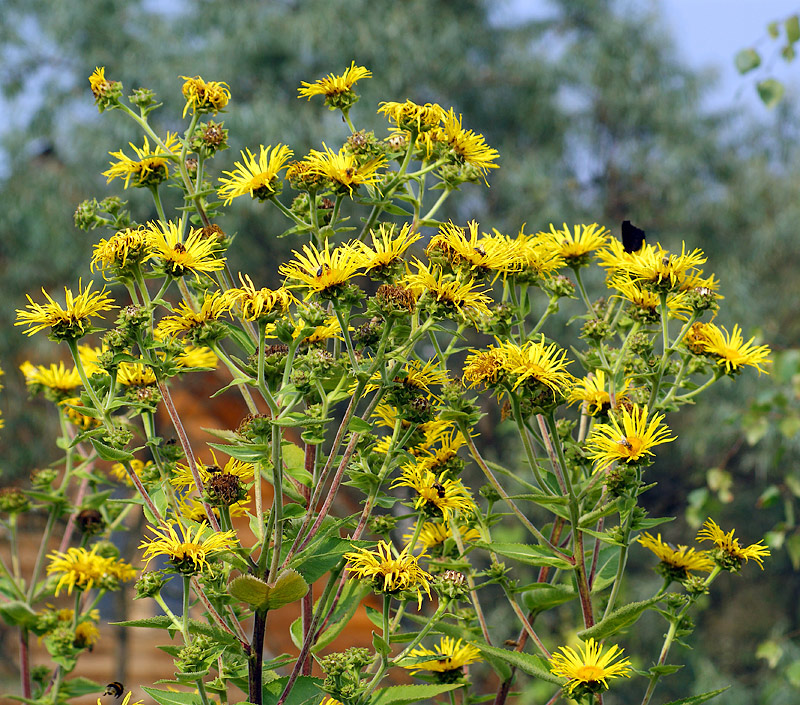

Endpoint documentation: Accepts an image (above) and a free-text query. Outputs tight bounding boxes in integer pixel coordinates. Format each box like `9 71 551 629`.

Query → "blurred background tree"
1 0 799 702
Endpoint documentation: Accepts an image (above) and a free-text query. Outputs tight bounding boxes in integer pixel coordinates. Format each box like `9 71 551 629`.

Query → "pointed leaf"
661 686 730 705
141 687 200 705
757 79 785 108
521 583 576 613
369 684 462 705
786 15 800 43
477 643 563 685
475 542 572 569
577 595 661 640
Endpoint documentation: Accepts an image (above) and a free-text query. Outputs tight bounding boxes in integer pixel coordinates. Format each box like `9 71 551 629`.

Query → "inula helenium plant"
0 64 773 705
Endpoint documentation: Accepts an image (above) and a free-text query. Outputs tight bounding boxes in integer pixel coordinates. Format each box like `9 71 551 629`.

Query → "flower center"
574 664 605 682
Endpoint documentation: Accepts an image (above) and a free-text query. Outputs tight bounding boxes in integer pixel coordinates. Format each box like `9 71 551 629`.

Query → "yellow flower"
109 458 154 486
586 404 675 470
697 518 770 570
366 359 449 399
623 241 707 292
378 100 445 133
91 226 154 276
116 361 157 387
225 274 295 321
88 66 114 99
549 637 632 696
358 223 421 278
610 276 691 321
139 522 238 575
170 453 255 494
426 221 519 279
180 75 231 117
147 219 226 279
403 261 492 321
16 279 116 339
304 143 385 195
638 532 714 577
692 322 771 375
156 291 231 340
392 463 476 522
298 61 371 107
507 226 566 280
46 546 135 596
74 620 100 649
217 144 293 205
344 540 432 607
177 345 218 369
540 222 610 264
441 109 500 178
567 370 632 415
403 521 481 551
279 241 364 297
20 360 81 394
60 397 101 430
403 637 482 674
462 347 507 391
103 134 180 189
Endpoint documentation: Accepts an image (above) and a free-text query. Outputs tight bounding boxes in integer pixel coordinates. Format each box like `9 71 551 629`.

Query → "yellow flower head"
116 361 157 387
549 637 632 696
512 226 566 280
441 109 500 178
146 219 226 279
427 221 519 279
303 143 386 196
170 452 255 494
74 620 100 649
20 360 81 394
610 276 691 322
225 274 295 322
392 463 476 522
344 540 432 607
691 322 771 376
378 100 445 133
367 359 449 399
156 290 231 340
16 279 116 339
586 404 675 471
177 345 218 369
540 223 610 264
403 637 482 674
495 338 576 398
139 522 238 575
103 134 180 189
88 67 121 110
92 226 154 276
358 223 421 278
697 518 770 570
109 458 154 486
96 691 143 705
462 347 507 391
403 521 481 552
180 75 231 117
567 370 632 416
298 61 371 110
279 240 364 297
623 241 707 292
46 546 135 596
403 261 492 321
218 144 293 205
638 532 714 579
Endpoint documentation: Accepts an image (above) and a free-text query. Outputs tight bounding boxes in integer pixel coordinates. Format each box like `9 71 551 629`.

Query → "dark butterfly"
104 682 124 699
621 220 646 254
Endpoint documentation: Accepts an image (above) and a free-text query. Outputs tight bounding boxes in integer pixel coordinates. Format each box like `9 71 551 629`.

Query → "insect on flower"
104 682 124 698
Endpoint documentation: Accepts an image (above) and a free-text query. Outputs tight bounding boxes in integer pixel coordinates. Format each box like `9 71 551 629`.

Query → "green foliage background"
1 0 799 702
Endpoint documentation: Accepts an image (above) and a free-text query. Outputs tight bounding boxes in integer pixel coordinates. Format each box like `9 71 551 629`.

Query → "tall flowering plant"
1 65 773 705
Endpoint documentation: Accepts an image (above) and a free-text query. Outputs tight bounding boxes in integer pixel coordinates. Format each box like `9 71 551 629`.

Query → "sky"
660 0 800 112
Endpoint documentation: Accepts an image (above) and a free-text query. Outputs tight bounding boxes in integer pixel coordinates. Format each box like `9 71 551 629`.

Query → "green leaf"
521 583 576 614
312 581 370 651
141 687 201 705
228 575 269 607
373 631 391 657
347 416 374 434
262 675 323 705
207 441 270 464
475 542 573 569
757 79 785 108
768 20 780 38
734 48 761 74
661 686 730 705
649 663 683 676
786 15 800 43
0 601 39 628
60 677 103 697
90 438 134 462
577 595 661 640
476 643 562 685
369 684 462 705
